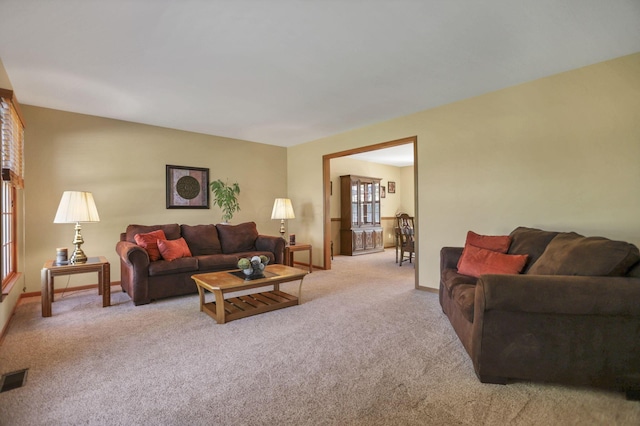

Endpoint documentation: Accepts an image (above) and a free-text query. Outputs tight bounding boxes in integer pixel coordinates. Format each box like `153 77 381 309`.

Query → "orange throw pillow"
157 238 192 261
465 230 511 253
134 230 167 261
457 231 512 270
458 245 528 278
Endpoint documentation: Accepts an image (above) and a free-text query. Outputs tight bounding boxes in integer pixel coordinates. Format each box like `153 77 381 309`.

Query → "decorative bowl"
237 255 269 280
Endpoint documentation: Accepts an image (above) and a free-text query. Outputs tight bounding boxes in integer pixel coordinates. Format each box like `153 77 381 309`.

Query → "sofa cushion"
126 224 181 243
158 237 192 262
216 222 259 254
628 261 640 278
181 224 222 255
134 229 167 262
508 227 560 272
527 233 640 277
148 257 198 276
452 284 476 323
196 254 244 271
441 268 477 296
458 245 528 278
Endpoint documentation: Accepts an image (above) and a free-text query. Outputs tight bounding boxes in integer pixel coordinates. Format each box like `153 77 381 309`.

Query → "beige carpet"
1 250 639 425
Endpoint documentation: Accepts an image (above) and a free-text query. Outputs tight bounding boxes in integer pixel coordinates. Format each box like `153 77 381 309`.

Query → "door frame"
322 136 419 288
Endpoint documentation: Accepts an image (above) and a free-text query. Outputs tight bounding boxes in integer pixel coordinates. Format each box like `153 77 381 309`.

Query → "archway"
322 136 419 288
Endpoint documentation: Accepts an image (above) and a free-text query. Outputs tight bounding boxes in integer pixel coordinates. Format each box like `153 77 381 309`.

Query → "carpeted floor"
1 250 639 425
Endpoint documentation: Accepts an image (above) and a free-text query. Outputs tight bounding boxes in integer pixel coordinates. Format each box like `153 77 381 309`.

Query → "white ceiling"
348 144 414 167
1 1 639 149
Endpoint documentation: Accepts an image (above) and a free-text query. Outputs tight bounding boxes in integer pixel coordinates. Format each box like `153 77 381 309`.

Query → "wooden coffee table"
191 264 308 324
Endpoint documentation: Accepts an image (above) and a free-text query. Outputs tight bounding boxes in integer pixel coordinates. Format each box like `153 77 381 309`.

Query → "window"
2 182 16 292
1 89 25 300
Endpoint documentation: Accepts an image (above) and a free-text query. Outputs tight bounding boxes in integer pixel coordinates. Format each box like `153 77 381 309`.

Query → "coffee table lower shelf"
202 290 298 323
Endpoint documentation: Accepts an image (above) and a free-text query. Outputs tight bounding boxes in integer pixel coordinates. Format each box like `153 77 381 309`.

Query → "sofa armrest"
115 240 152 305
255 235 286 264
476 274 640 316
116 240 149 267
440 247 463 271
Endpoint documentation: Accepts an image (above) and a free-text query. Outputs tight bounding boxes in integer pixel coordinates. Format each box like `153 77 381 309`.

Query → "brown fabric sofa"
116 221 285 305
440 226 640 398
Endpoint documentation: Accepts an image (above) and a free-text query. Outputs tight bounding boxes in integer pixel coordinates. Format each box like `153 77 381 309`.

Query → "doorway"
322 136 419 288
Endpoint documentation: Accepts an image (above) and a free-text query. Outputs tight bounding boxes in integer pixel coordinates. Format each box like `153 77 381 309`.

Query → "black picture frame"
388 181 396 194
381 186 386 198
166 165 209 209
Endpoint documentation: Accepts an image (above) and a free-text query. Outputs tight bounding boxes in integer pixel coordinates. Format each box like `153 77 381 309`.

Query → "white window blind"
1 89 25 189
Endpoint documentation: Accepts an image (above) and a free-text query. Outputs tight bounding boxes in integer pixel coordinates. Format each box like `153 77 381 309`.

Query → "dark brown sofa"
116 221 285 305
440 226 640 398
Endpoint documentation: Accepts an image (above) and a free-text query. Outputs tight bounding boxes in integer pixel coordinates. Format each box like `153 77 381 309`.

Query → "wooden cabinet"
340 175 384 256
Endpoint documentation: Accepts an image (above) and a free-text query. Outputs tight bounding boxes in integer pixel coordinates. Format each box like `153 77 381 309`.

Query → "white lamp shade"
271 198 295 220
53 191 100 223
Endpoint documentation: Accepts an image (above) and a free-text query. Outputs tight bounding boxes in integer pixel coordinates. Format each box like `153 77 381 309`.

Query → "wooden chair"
396 213 415 266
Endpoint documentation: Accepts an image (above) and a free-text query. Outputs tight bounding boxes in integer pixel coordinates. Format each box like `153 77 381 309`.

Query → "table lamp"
271 198 295 240
53 191 100 264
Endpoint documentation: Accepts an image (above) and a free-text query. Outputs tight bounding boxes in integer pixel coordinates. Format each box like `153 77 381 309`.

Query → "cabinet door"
351 179 359 227
361 181 375 225
363 230 371 249
373 180 380 225
352 230 365 251
374 229 383 248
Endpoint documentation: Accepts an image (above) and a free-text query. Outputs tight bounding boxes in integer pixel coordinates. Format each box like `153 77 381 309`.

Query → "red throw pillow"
465 230 511 253
458 245 528 278
457 231 512 270
157 238 192 261
134 230 167 261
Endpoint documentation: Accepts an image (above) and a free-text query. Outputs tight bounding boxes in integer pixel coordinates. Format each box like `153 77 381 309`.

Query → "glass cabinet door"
361 181 374 225
373 181 380 225
351 180 359 226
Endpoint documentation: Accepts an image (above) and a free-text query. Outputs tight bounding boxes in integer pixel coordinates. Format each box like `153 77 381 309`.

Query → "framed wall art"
388 181 396 194
166 165 210 209
381 186 386 198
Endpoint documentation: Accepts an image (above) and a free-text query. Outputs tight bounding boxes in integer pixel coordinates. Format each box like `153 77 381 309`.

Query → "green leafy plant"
210 179 240 223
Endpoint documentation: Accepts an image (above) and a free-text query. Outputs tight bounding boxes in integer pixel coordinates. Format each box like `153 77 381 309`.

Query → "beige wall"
21 106 288 292
288 53 640 289
400 166 415 218
0 58 13 89
329 157 414 252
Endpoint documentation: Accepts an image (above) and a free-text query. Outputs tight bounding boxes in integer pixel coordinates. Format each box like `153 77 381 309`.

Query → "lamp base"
70 248 88 264
70 222 88 264
279 219 286 241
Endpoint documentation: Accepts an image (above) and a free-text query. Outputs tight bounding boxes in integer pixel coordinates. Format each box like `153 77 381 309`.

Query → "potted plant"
210 179 240 223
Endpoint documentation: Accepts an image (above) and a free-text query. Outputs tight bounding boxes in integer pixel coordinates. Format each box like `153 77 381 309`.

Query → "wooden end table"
285 243 313 273
191 264 308 324
40 256 111 317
